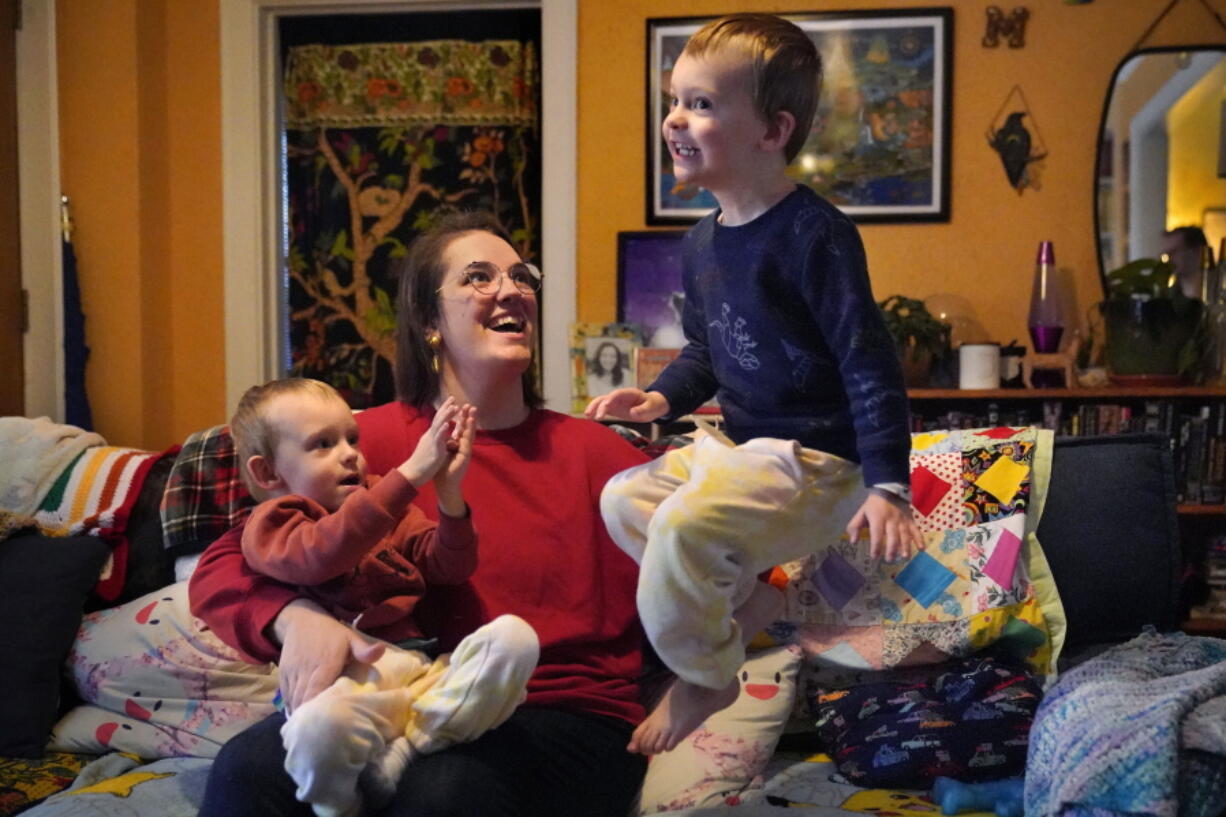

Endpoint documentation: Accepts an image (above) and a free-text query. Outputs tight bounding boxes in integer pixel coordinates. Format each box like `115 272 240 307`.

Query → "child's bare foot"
628 676 740 755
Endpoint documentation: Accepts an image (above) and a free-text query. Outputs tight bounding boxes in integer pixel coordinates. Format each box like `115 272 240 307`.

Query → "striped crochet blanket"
1026 629 1226 817
33 446 170 600
0 416 104 515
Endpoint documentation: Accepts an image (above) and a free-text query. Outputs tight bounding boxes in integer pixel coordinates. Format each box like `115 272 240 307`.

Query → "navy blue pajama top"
649 185 912 487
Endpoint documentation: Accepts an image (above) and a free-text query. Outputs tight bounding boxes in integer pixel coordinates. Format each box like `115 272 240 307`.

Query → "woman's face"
598 343 619 371
434 230 538 382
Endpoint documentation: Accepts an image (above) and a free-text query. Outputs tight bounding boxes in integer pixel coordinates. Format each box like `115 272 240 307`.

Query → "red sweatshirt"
240 470 476 643
190 404 650 724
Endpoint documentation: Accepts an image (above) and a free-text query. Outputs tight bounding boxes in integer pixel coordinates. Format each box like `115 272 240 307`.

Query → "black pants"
200 707 646 817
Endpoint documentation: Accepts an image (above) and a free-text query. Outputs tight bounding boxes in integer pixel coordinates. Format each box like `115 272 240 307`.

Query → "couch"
0 425 1191 816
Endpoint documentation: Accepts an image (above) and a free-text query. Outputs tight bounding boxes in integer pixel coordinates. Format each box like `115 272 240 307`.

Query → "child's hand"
398 397 465 488
434 403 476 517
585 389 670 423
846 491 923 563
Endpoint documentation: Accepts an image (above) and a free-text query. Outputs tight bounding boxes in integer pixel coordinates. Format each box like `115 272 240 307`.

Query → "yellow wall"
1104 52 1184 271
56 0 1222 447
577 0 1224 349
1168 58 1226 230
57 0 222 450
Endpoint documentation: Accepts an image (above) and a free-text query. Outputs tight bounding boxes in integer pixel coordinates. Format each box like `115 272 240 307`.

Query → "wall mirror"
1095 46 1226 294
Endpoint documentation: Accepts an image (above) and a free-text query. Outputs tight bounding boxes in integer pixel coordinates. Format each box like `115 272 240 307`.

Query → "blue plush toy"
931 776 1024 817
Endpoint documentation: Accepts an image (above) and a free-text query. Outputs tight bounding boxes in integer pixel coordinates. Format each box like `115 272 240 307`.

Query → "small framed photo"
646 8 953 225
570 322 643 413
617 230 688 348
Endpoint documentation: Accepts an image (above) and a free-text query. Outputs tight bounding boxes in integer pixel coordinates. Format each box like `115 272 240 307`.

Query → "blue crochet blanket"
1026 630 1226 817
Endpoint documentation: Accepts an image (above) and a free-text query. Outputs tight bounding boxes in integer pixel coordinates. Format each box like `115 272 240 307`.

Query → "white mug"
959 343 1001 389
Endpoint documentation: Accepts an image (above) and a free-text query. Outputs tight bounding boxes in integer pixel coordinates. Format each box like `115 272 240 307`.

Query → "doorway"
278 8 542 408
220 0 577 414
0 0 23 415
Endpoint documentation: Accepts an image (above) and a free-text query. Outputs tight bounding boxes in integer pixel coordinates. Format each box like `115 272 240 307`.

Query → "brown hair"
392 211 543 409
683 13 821 163
229 377 343 495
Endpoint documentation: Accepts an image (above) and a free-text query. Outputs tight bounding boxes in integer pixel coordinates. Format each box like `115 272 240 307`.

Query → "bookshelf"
908 385 1226 636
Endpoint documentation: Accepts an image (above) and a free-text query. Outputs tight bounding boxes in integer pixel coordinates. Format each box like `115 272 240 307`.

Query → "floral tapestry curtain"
282 40 540 407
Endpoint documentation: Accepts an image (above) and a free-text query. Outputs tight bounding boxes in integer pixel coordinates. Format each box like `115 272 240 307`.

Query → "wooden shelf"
1182 615 1226 636
1177 504 1226 516
909 386 1226 400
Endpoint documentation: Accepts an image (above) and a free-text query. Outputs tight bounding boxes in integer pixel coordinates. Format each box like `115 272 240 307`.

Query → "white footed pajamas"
280 614 539 817
601 432 865 690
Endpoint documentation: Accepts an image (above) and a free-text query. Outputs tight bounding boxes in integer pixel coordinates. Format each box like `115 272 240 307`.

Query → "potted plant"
878 294 952 387
1099 257 1204 384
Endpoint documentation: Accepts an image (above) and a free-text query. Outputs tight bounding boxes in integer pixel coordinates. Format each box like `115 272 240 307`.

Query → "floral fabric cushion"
49 581 277 758
637 645 802 813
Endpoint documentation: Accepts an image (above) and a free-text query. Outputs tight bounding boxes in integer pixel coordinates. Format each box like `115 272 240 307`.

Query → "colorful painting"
616 230 687 349
647 9 953 224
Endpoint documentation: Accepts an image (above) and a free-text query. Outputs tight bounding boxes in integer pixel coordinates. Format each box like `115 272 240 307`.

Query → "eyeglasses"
440 261 543 296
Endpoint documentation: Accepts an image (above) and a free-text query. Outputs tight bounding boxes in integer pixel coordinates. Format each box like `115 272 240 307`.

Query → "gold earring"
427 333 441 374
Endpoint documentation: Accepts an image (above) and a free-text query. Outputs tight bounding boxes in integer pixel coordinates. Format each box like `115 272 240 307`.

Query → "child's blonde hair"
683 13 821 163
230 378 344 496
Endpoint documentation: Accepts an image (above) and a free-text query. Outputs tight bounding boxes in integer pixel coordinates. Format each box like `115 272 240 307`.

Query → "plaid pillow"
159 425 254 555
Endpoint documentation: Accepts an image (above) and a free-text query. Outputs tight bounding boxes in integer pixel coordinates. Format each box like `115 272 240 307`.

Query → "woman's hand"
435 403 476 517
273 599 385 713
845 491 924 563
584 389 670 423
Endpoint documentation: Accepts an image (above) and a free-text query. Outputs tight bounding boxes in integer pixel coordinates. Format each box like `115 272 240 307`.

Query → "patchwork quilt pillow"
811 650 1041 788
765 427 1066 706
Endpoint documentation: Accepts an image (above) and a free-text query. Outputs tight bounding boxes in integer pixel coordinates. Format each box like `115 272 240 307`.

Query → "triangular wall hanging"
986 85 1048 194
1130 0 1226 52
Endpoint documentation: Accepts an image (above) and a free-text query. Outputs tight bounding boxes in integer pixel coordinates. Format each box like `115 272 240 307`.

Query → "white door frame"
221 0 577 413
16 0 63 420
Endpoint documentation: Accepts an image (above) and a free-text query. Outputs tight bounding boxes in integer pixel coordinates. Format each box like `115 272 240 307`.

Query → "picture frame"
616 230 688 349
570 322 643 414
646 8 953 225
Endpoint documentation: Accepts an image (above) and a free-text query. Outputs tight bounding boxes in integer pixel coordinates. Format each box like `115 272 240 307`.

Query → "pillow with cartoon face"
48 580 278 758
637 645 802 813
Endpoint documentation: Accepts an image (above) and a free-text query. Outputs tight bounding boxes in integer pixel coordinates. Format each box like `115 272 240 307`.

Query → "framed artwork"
646 8 953 225
617 230 688 349
570 322 643 413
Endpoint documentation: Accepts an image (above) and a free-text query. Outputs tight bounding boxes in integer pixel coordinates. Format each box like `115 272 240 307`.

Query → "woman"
189 212 650 817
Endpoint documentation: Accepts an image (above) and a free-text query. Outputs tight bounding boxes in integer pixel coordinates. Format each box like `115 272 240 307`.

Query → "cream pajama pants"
280 614 539 817
601 430 865 690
